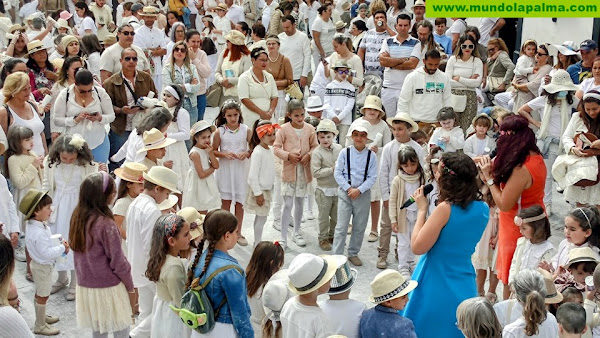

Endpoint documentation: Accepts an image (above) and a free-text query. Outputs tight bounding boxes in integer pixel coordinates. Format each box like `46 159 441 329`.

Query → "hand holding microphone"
402 184 434 210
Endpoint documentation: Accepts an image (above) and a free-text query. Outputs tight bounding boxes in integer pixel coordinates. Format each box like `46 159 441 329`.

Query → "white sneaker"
301 215 306 223
14 246 26 262
307 212 315 220
292 233 307 247
272 221 281 231
398 268 411 280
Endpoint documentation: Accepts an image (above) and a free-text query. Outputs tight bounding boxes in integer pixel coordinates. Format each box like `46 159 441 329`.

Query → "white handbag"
451 93 467 112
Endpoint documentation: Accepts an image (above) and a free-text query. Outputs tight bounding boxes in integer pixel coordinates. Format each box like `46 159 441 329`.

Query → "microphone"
400 184 434 209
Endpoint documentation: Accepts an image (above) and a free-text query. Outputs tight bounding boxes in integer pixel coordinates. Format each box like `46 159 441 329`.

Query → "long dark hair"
146 214 187 282
439 152 482 208
47 134 94 168
580 90 600 136
75 1 95 21
185 210 238 288
454 34 480 59
26 51 55 74
0 59 25 87
69 172 116 252
214 99 243 128
57 56 83 86
81 34 103 55
0 235 15 306
246 242 284 298
541 89 575 106
492 115 540 185
397 145 426 186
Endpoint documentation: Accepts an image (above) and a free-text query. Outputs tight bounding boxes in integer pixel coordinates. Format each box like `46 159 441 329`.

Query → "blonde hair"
2 72 29 104
456 297 502 338
369 0 387 14
490 106 512 123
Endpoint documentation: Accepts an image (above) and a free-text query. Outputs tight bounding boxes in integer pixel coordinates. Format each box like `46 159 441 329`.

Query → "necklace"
268 52 279 63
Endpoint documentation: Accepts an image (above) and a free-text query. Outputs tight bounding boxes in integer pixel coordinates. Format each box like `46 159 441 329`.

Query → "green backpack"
170 265 244 334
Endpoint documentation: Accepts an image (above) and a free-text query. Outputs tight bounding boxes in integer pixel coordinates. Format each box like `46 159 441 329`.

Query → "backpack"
170 265 244 334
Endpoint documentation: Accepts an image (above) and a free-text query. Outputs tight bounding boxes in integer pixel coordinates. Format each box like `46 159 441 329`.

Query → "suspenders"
346 147 371 186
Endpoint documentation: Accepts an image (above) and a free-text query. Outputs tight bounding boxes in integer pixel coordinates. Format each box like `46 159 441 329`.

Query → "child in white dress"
212 100 252 246
146 214 192 338
42 134 99 301
182 120 221 213
162 85 191 197
472 185 500 303
112 162 148 253
428 107 465 153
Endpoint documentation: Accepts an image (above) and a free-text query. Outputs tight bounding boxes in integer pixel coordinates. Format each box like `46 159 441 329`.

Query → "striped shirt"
380 35 421 89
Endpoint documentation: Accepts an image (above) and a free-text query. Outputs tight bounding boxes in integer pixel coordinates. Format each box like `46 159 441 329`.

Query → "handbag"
573 132 600 187
206 83 223 108
284 82 303 100
451 93 467 113
486 58 506 93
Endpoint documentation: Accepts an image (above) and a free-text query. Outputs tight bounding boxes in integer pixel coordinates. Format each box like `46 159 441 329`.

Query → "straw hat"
387 112 419 133
190 120 216 138
537 268 563 304
142 6 159 16
101 34 117 46
412 0 426 9
335 21 347 30
158 194 179 210
225 30 245 46
369 269 418 303
472 113 494 127
214 3 228 11
8 24 25 34
143 166 181 194
566 247 600 268
137 128 177 153
55 19 70 30
61 35 79 51
27 40 50 55
346 120 374 143
114 162 147 183
327 255 358 295
360 95 385 119
177 207 205 240
59 10 72 20
18 188 49 219
542 69 579 94
316 119 339 136
288 253 338 295
306 96 329 112
332 59 350 70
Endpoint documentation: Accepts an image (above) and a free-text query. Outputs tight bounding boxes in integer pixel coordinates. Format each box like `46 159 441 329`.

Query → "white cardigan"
463 134 496 158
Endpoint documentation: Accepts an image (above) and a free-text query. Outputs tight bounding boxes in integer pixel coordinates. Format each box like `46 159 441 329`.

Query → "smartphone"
89 112 99 116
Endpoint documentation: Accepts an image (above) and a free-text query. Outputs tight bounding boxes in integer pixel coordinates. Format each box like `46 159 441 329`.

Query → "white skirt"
76 283 133 334
191 322 238 337
151 296 191 338
565 183 600 206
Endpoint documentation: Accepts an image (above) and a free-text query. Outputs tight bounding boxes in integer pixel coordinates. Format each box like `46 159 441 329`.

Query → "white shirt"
502 314 558 338
380 35 421 89
318 299 366 338
99 43 150 75
445 55 484 90
77 16 98 36
0 174 20 237
134 24 168 76
324 79 356 125
278 30 312 79
248 145 276 195
214 16 232 45
515 55 535 77
463 134 496 158
478 18 499 46
397 67 452 123
281 297 333 338
379 139 426 200
580 77 600 95
126 193 162 287
25 219 66 265
494 299 524 327
19 0 38 19
527 95 579 138
0 307 34 338
446 18 466 37
226 4 245 24
311 17 335 56
428 126 465 153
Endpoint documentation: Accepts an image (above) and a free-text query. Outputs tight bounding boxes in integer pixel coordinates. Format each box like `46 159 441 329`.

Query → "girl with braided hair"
186 209 253 337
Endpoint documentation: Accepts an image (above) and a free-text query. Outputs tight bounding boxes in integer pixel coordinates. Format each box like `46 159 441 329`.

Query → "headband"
161 214 182 240
164 86 180 101
583 92 600 102
256 123 281 139
576 207 592 228
439 161 456 175
514 212 546 226
266 36 280 44
101 171 109 192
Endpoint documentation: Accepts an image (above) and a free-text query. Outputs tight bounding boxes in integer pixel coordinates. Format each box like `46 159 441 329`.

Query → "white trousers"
130 283 156 338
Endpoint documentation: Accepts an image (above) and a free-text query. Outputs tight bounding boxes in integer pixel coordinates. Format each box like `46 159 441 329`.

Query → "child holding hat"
137 127 176 170
20 188 69 336
113 162 148 252
359 269 418 337
324 59 356 147
281 253 338 338
126 165 181 337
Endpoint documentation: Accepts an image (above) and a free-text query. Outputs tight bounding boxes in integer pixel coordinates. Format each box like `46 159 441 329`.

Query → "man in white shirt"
225 0 245 24
397 49 452 135
99 23 150 84
125 3 144 30
478 18 505 46
379 13 421 117
134 6 167 91
89 0 115 41
279 15 311 90
262 0 278 29
357 10 395 78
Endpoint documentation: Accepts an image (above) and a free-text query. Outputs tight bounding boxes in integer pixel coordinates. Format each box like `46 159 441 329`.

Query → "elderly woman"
52 69 115 163
50 56 84 141
215 30 252 104
325 35 364 87
165 22 186 61
311 3 335 70
485 38 515 94
265 35 293 121
238 47 278 129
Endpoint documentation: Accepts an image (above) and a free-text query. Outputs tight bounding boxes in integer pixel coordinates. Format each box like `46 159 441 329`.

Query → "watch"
486 179 495 186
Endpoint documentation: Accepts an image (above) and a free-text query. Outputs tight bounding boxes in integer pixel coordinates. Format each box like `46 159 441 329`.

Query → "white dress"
182 147 221 211
472 206 498 270
163 109 191 191
215 125 249 205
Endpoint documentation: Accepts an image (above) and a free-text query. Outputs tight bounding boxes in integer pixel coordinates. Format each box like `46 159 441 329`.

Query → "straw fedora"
143 166 181 194
387 112 419 133
341 1 351 11
360 95 385 119
8 24 26 34
142 6 159 16
472 113 494 127
214 3 228 11
369 269 418 303
537 268 563 304
225 30 245 46
158 194 179 210
566 247 600 268
114 162 148 183
101 34 117 46
177 207 205 240
412 0 426 9
327 255 358 295
18 188 50 219
542 69 580 94
137 128 177 153
190 120 216 138
288 253 338 295
306 96 329 112
335 21 346 30
316 119 339 136
346 120 374 143
27 40 50 55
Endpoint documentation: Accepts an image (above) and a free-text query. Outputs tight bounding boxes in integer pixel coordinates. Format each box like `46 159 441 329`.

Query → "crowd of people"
0 0 600 337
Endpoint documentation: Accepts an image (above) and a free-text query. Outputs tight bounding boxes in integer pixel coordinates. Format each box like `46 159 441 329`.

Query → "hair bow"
69 134 86 150
439 161 456 175
499 130 515 136
256 123 281 139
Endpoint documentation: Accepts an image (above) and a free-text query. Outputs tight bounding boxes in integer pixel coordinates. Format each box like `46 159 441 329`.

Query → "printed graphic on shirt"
419 82 446 94
360 31 390 75
325 87 357 98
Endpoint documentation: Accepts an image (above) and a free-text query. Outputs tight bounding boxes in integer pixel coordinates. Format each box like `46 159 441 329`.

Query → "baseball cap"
579 39 598 52
131 3 144 12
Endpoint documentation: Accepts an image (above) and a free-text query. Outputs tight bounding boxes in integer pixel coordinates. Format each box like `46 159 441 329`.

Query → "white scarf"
537 97 570 148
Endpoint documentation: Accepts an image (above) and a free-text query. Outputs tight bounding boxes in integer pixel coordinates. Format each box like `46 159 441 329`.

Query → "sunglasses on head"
461 44 475 50
336 70 349 74
174 47 186 53
121 31 135 36
124 56 138 62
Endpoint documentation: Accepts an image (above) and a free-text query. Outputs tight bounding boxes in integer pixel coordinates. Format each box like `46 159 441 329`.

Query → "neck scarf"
537 97 570 149
395 170 421 233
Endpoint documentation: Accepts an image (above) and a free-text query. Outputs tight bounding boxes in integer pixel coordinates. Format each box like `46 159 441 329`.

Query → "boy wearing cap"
312 119 343 251
324 60 356 147
281 253 337 338
137 127 176 170
359 269 418 338
319 255 366 338
332 121 378 266
126 165 180 337
21 188 69 335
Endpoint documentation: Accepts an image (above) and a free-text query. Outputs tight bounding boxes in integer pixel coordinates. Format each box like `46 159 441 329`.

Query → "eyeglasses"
124 56 138 62
536 51 548 56
461 44 475 50
77 87 93 94
121 31 135 36
337 70 349 74
173 47 186 53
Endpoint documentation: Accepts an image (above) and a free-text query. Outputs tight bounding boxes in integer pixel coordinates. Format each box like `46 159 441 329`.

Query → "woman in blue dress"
403 152 489 337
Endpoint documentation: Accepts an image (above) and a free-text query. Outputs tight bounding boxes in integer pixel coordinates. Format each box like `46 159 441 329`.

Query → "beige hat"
537 268 563 304
214 3 228 11
369 269 418 303
316 119 339 136
332 59 350 70
190 120 216 138
471 113 494 127
566 247 600 269
412 0 426 9
137 128 177 153
542 69 580 94
55 18 70 30
341 1 351 11
177 207 205 240
61 35 79 51
288 253 338 295
8 24 26 34
158 194 179 210
27 40 50 55
346 120 374 143
360 95 385 119
335 21 347 30
306 96 329 112
101 34 117 45
114 162 147 183
142 6 159 16
387 112 419 133
143 166 181 194
225 30 245 46
18 188 50 219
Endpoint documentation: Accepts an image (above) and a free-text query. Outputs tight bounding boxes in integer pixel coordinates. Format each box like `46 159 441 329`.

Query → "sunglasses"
461 44 475 50
121 31 135 36
77 87 93 94
173 47 187 53
536 51 548 56
336 70 349 74
124 56 138 62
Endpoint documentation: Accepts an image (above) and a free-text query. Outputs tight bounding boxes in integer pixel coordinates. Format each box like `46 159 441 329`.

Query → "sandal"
486 292 498 304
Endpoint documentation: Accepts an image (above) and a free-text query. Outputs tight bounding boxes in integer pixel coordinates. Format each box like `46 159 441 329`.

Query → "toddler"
514 40 537 84
428 107 465 153
463 113 496 161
